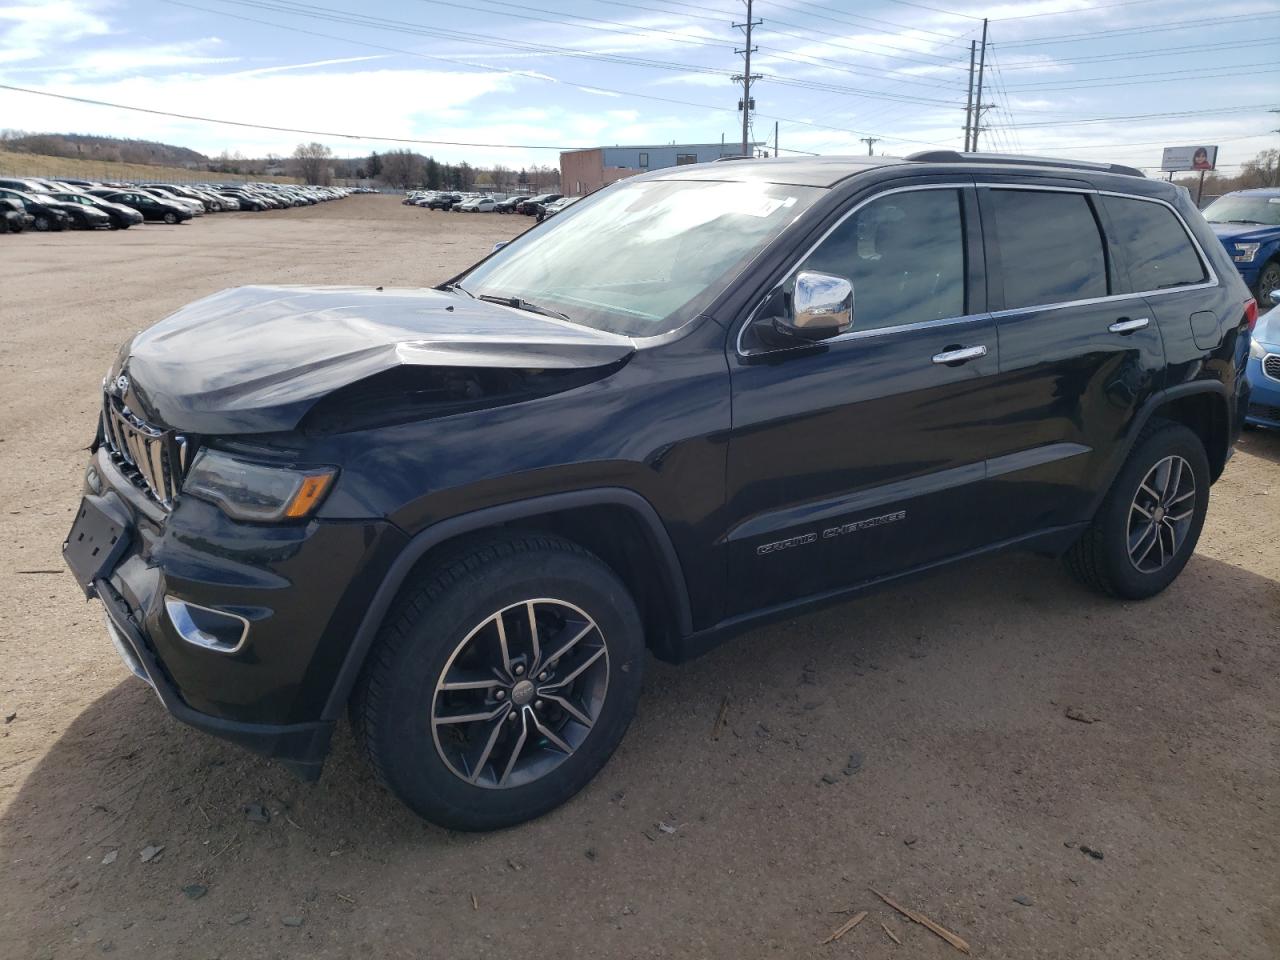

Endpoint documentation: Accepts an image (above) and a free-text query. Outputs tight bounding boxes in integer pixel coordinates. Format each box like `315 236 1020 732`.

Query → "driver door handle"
1108 317 1150 334
932 345 988 365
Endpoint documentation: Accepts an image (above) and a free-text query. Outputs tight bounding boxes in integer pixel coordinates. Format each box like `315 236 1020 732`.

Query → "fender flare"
1088 380 1232 515
319 487 693 723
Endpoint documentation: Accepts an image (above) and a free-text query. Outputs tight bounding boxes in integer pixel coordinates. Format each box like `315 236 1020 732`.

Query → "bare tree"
292 142 333 185
379 149 425 189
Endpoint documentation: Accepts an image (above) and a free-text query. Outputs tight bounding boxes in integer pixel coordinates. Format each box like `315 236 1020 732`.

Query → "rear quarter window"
1100 195 1207 292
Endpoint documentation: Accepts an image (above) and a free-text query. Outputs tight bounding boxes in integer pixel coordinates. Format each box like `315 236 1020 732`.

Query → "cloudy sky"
0 0 1276 173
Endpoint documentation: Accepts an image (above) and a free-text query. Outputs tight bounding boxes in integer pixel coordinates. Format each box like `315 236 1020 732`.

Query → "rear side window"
1101 195 1206 291
989 190 1108 310
796 188 967 331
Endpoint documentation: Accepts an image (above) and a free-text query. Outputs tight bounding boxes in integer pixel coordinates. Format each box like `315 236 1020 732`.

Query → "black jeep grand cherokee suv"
65 153 1255 830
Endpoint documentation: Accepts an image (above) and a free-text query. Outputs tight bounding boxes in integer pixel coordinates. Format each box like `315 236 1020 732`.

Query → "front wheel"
1064 420 1210 600
163 211 178 224
352 536 645 830
1256 260 1280 303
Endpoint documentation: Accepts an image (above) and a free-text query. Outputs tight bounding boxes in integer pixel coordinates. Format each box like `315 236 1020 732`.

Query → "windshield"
457 179 823 335
1203 195 1280 226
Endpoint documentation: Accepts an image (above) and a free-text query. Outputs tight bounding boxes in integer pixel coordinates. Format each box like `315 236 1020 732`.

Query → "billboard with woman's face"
1162 145 1218 172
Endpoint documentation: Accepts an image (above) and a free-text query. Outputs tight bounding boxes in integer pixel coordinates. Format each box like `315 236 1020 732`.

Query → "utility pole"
972 18 989 151
860 137 880 156
733 0 762 158
774 120 778 159
963 40 977 151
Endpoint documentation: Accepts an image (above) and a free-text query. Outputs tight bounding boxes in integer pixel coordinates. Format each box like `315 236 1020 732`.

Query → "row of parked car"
402 190 580 220
0 175 351 233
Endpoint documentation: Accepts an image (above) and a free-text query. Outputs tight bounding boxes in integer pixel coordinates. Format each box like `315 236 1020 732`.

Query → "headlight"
1251 337 1269 360
183 448 336 522
1232 242 1261 263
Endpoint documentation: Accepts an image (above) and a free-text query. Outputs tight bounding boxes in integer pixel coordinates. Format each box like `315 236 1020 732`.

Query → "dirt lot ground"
1 194 1277 960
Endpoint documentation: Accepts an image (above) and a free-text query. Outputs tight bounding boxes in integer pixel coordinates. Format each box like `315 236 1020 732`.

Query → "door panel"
724 184 1000 616
978 185 1166 540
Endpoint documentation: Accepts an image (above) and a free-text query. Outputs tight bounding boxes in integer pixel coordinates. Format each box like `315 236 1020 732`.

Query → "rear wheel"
1065 420 1209 599
352 536 645 830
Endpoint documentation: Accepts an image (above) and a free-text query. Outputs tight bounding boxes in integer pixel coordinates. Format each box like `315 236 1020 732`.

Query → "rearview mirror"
491 241 509 253
776 271 853 341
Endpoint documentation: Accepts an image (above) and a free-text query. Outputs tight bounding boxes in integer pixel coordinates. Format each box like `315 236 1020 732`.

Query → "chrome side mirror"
776 271 853 340
491 240 509 253
1269 288 1279 307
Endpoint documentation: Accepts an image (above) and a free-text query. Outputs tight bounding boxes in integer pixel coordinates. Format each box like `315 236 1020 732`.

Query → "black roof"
652 151 1146 188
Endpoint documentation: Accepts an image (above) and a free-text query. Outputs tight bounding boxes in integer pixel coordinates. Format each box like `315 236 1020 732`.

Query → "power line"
155 0 964 148
995 37 1280 70
1003 11 1280 47
1006 104 1278 129
0 82 577 149
187 0 972 111
1002 64 1280 93
879 0 981 20
994 0 1169 21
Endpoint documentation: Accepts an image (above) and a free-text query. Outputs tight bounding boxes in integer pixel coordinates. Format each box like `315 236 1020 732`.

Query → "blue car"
1248 291 1280 429
1203 188 1280 300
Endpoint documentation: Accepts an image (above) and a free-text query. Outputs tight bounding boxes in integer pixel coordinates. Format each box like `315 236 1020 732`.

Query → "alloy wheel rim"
1127 455 1196 573
430 598 609 790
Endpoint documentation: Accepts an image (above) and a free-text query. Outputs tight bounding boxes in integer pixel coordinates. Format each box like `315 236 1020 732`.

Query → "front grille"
1264 354 1280 383
100 394 190 507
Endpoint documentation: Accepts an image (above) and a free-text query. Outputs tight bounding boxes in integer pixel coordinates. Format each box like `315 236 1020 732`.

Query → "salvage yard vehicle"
50 191 144 230
0 196 33 233
0 187 71 231
92 189 193 224
1246 289 1280 429
1203 187 1280 301
65 153 1254 831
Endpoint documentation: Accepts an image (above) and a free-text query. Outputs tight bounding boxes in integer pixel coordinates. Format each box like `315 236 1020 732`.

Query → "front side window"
459 179 823 336
1101 195 1206 292
989 190 1108 310
791 188 968 331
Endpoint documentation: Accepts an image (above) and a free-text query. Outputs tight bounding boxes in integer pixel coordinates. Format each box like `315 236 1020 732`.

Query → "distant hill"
0 132 209 167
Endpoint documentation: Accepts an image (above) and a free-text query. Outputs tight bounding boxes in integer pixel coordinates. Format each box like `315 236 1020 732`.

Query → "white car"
457 196 498 212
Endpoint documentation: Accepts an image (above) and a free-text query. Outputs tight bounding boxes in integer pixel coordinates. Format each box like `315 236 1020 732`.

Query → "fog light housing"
165 598 250 654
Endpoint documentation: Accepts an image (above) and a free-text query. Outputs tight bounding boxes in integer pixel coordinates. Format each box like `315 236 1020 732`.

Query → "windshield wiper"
1214 219 1265 225
445 282 475 298
477 294 572 322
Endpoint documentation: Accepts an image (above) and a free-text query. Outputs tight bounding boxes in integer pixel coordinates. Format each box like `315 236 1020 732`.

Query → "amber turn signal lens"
283 471 336 519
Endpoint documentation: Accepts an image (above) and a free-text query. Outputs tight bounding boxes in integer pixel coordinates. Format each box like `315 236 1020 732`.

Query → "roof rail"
905 150 1144 178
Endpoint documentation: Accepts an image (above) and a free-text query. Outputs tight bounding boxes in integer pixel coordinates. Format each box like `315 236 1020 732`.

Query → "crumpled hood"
117 285 634 434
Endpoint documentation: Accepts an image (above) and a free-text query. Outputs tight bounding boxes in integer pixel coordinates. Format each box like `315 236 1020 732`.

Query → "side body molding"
319 487 693 724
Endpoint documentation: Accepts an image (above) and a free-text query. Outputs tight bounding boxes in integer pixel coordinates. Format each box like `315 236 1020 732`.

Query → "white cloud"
0 0 110 64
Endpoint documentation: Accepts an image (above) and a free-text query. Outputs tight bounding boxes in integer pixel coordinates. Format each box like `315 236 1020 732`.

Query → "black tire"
351 535 645 831
1256 259 1280 303
34 215 51 232
1064 419 1210 600
163 211 178 224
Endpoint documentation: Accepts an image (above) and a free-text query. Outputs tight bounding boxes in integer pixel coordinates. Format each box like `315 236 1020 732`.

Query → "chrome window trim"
736 180 1220 358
